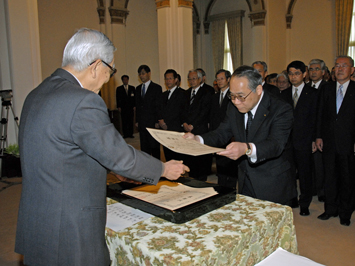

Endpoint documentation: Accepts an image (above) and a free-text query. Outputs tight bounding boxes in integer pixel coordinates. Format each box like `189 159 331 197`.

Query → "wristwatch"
245 143 252 156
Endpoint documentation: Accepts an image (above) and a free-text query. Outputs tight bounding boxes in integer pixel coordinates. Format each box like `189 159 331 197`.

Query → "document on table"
255 247 325 266
146 128 225 156
122 180 218 211
106 202 153 232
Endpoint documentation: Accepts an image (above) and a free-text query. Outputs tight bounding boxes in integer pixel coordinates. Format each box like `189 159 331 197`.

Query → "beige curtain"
336 0 354 55
227 17 243 70
211 19 225 74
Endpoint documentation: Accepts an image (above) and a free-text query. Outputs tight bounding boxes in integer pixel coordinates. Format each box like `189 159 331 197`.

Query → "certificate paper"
122 180 218 211
106 202 153 232
147 128 225 156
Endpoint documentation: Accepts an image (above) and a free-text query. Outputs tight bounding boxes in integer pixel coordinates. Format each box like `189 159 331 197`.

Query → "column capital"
248 10 266 26
286 14 293 29
97 7 105 24
178 0 193 8
156 0 170 9
108 7 129 25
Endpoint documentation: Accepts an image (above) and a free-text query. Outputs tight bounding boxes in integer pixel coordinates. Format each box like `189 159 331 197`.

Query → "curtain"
336 0 354 55
211 19 225 74
227 17 243 70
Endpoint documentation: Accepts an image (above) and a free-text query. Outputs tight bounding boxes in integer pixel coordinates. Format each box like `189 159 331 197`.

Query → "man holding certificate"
184 65 296 206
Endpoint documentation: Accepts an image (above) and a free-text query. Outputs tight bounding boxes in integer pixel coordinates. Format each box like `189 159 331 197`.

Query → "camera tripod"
0 90 21 191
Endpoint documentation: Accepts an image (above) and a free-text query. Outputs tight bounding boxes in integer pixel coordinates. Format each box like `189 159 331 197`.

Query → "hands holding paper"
183 133 247 161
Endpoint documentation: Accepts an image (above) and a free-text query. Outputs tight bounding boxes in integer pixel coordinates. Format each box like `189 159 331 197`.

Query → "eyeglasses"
89 60 117 78
288 72 302 77
228 90 252 102
335 64 351 69
188 77 199 81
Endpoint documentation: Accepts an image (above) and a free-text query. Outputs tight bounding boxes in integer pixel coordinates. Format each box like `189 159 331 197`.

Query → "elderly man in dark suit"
308 59 328 203
15 28 188 266
116 74 135 138
182 69 212 181
135 65 162 160
280 60 318 216
252 61 280 96
316 55 355 226
184 66 295 205
158 69 187 161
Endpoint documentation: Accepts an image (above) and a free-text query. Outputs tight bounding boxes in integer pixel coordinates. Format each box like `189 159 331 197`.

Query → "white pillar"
156 0 193 89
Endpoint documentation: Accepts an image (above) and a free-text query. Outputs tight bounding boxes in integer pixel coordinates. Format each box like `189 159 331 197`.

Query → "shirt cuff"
248 143 257 163
197 135 204 144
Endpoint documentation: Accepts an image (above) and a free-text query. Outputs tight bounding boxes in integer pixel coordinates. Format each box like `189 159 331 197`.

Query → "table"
105 195 298 266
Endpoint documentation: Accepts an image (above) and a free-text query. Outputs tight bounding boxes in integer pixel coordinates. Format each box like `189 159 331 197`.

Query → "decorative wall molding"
286 0 297 29
178 0 193 8
96 0 105 24
248 10 266 26
155 0 170 9
109 7 129 25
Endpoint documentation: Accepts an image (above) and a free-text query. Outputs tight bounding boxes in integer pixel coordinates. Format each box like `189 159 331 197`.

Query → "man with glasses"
316 55 355 226
184 66 295 205
15 28 189 266
280 61 318 216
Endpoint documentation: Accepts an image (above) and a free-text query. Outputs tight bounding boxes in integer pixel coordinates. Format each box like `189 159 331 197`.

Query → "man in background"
135 65 162 159
15 28 188 266
116 75 135 138
252 61 279 96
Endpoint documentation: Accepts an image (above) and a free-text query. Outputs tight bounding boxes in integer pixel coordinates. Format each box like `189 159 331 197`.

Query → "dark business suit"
136 81 162 159
281 84 318 208
202 90 295 205
263 82 280 97
209 89 239 188
316 81 355 219
183 86 212 180
15 69 163 266
116 84 135 137
201 82 215 95
159 87 187 161
311 79 328 199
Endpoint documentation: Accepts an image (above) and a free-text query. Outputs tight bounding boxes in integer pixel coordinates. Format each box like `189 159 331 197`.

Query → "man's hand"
183 123 193 132
217 142 247 160
155 123 160 129
316 138 323 152
312 142 317 153
158 119 168 130
112 173 142 185
162 160 190 180
183 132 201 142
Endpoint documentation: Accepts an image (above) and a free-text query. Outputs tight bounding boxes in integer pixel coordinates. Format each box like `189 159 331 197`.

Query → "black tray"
107 177 237 224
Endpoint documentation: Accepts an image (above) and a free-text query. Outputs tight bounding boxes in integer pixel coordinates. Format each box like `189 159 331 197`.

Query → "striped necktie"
190 89 196 105
336 84 343 113
293 88 299 108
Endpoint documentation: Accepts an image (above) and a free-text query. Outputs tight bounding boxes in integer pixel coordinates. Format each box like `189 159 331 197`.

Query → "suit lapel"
338 81 355 115
247 92 270 141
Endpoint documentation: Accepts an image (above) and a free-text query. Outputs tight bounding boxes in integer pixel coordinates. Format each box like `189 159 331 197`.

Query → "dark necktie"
190 89 196 105
312 84 316 88
220 92 223 106
246 111 253 140
142 84 146 98
293 88 299 108
166 90 170 103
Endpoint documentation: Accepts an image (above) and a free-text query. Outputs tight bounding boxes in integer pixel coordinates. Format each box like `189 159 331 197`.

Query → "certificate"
147 128 225 156
122 180 218 211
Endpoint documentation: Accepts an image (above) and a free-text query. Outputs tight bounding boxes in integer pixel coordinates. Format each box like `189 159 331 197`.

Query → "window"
348 3 355 58
223 21 233 73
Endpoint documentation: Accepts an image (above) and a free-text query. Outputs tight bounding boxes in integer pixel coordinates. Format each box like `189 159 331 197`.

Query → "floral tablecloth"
105 195 298 266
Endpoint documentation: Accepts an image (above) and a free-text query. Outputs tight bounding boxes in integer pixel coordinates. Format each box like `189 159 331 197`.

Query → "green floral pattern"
106 195 298 265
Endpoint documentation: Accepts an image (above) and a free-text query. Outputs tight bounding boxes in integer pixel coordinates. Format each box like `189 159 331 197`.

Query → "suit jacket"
135 81 162 128
183 86 212 135
202 90 295 204
15 69 163 266
263 82 280 97
159 87 187 132
116 84 135 111
201 83 215 95
209 89 230 131
280 84 318 150
316 80 355 154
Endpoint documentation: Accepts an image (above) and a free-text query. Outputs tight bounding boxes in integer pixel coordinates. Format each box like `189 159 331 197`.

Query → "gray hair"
62 28 116 71
252 61 268 72
335 55 354 67
277 72 289 81
187 69 203 79
232 65 262 93
308 59 326 70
